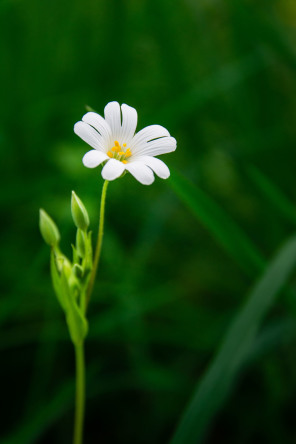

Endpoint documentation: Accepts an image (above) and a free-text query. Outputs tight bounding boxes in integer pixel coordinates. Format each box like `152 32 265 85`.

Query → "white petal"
101 159 126 181
83 150 109 168
125 161 155 185
82 112 112 146
133 136 177 157
104 101 121 140
130 125 170 152
120 104 137 143
74 121 105 152
137 156 170 179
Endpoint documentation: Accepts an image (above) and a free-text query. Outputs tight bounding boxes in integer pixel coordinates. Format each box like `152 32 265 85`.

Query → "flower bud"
39 209 60 246
71 191 89 231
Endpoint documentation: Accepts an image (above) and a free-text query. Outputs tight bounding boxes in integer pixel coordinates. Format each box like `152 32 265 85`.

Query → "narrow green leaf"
169 170 265 276
245 318 296 364
60 273 88 345
66 307 88 346
50 250 66 311
171 236 296 444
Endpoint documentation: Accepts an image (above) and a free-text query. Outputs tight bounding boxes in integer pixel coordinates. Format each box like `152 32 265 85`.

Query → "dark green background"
2 0 296 442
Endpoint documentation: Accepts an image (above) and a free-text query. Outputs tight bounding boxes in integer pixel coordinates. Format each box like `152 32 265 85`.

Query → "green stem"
73 180 108 443
86 179 109 307
73 343 85 444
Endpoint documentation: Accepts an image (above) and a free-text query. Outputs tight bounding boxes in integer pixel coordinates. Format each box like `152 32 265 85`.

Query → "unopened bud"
71 191 89 231
39 209 60 246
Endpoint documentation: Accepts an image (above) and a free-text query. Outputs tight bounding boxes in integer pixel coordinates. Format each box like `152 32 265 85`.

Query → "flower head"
74 101 176 185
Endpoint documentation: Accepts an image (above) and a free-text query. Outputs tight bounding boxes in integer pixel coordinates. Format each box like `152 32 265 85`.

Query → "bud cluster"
39 191 93 345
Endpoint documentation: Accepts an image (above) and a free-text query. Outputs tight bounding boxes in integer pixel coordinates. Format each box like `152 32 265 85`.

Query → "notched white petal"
74 121 105 152
130 125 171 152
104 101 121 139
101 158 126 181
82 112 112 145
133 136 177 157
139 156 170 179
121 104 138 143
83 150 109 168
125 162 155 185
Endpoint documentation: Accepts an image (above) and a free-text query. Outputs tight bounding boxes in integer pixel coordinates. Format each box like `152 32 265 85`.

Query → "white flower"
74 101 177 185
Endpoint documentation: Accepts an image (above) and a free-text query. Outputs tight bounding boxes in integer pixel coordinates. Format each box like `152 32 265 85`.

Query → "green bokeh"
2 0 296 442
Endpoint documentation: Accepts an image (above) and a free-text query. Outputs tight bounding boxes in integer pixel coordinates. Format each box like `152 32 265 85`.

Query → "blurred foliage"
2 0 296 442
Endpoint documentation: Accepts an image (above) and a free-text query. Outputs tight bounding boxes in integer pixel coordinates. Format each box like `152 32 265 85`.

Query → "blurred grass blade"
245 318 296 364
246 165 296 225
169 170 265 276
170 235 296 444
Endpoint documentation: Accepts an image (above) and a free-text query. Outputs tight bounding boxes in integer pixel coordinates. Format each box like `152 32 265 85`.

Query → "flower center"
107 141 132 164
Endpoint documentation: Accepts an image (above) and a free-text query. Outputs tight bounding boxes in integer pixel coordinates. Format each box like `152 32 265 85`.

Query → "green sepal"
50 249 67 311
60 271 88 346
76 228 86 258
72 244 79 265
74 229 93 286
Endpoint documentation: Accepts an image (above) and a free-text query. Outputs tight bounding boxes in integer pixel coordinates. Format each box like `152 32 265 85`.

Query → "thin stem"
73 343 85 444
86 179 109 307
73 180 108 442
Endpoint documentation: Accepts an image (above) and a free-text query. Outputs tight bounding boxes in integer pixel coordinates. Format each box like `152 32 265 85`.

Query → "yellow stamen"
109 141 132 164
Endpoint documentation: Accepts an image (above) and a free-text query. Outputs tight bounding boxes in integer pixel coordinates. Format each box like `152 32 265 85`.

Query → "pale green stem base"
86 179 109 308
73 343 85 444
